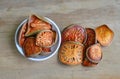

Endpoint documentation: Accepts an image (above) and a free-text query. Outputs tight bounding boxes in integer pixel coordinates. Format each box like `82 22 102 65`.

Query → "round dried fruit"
25 14 52 37
36 30 57 47
23 37 42 57
95 24 114 46
82 43 102 66
18 22 27 47
59 41 84 65
62 24 87 44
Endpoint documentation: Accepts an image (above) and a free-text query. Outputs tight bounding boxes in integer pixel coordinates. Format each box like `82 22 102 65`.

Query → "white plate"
15 17 61 61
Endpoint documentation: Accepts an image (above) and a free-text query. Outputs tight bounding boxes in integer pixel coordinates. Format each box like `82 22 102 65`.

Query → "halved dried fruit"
25 14 52 37
82 43 102 66
84 28 96 49
18 22 28 47
23 37 42 57
95 24 114 46
62 24 87 44
36 30 57 47
59 41 84 65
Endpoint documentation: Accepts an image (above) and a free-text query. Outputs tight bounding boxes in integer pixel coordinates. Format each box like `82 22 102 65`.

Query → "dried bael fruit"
82 43 102 66
95 24 114 46
36 30 57 47
59 41 84 65
40 47 51 55
23 37 42 57
18 22 28 47
25 14 52 37
84 28 96 49
62 24 87 44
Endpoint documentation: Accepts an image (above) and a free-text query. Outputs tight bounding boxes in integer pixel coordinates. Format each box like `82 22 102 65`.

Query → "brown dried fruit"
23 37 42 57
62 24 87 44
25 14 52 36
84 28 96 49
36 30 57 47
18 22 27 47
82 43 102 66
95 24 114 46
59 41 84 65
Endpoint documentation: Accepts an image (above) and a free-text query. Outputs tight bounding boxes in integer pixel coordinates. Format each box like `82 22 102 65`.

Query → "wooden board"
0 0 120 79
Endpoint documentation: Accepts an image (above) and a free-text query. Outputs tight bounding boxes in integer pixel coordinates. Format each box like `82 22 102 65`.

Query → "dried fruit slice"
95 24 114 46
59 41 84 65
25 14 52 37
82 43 102 66
84 28 96 49
62 24 87 44
36 30 57 47
23 37 42 57
40 47 51 55
18 22 28 47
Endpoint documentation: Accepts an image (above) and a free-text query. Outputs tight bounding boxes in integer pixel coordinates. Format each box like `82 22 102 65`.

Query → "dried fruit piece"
95 24 114 46
40 47 51 55
62 24 87 44
25 14 52 36
84 28 96 49
59 41 84 65
18 22 27 47
36 30 57 47
82 43 102 66
23 37 42 57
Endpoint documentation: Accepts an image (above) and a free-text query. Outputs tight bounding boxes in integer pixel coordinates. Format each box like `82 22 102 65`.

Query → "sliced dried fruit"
23 37 42 57
40 47 51 55
62 24 87 44
59 41 84 65
36 30 57 47
82 43 102 66
84 28 96 49
95 24 114 46
25 14 52 37
18 22 27 47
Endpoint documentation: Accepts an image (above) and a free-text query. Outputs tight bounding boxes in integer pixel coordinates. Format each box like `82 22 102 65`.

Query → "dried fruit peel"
18 22 27 47
25 14 52 37
95 24 114 46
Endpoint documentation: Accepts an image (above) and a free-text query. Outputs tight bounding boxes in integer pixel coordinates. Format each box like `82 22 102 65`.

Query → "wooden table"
0 0 120 79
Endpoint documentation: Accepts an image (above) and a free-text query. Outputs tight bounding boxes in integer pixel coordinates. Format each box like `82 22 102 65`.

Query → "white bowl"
15 17 61 61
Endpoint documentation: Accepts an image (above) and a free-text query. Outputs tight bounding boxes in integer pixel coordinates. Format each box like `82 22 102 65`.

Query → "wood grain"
0 0 120 79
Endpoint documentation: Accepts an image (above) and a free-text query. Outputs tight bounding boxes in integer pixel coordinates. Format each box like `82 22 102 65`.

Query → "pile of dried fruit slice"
58 24 114 66
18 14 57 57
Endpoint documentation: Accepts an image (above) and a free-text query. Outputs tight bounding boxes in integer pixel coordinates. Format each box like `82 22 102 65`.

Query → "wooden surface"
0 0 120 79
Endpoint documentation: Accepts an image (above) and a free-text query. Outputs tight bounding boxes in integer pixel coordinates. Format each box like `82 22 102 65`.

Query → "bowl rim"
15 17 61 61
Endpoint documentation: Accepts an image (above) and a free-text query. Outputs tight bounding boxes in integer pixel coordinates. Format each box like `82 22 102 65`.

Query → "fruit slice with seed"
36 30 57 47
59 41 84 65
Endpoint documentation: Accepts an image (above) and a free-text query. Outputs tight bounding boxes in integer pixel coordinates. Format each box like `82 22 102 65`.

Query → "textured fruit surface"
95 24 114 46
23 38 42 57
25 15 52 36
62 24 86 44
59 41 84 65
84 28 96 49
86 43 102 63
36 30 56 47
